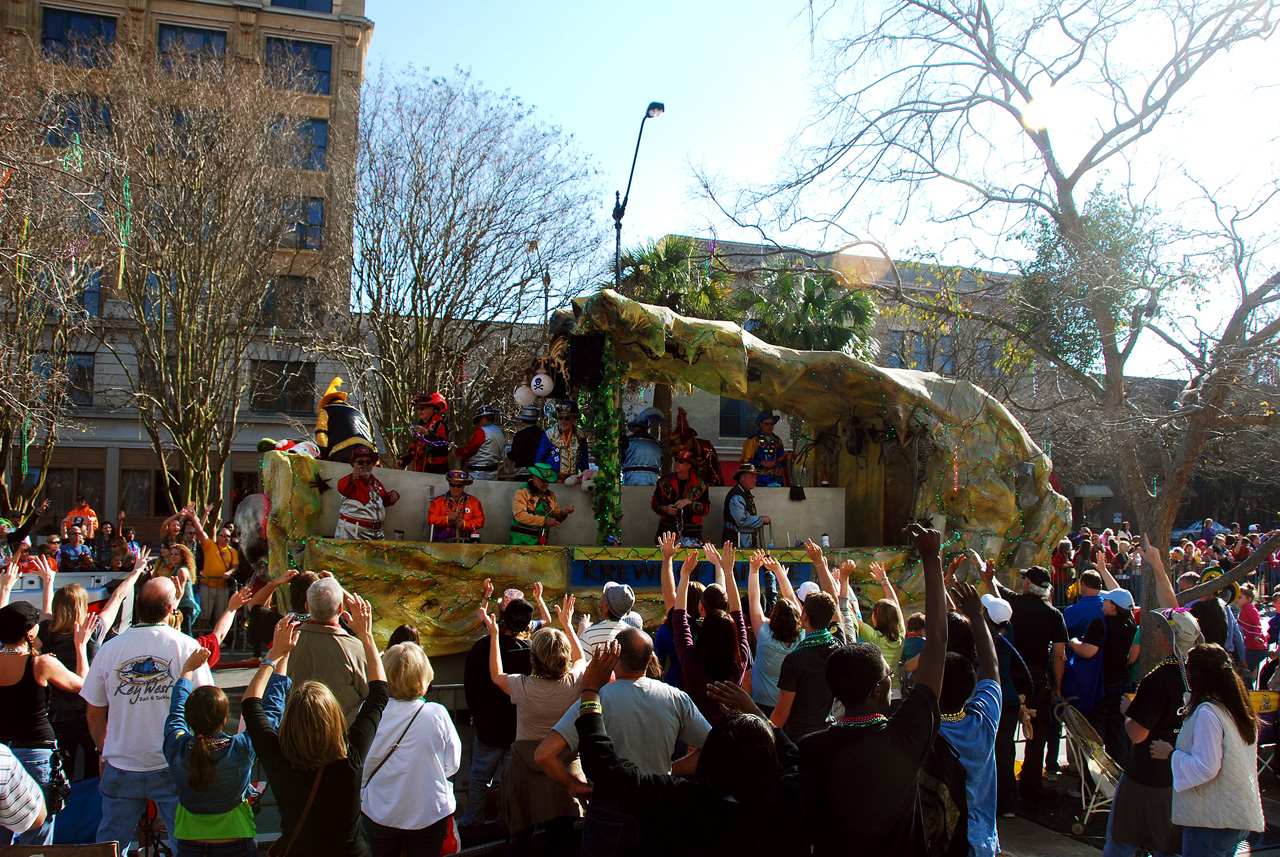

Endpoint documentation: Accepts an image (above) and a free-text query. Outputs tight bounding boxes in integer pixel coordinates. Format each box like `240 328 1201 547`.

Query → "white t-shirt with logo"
80 624 213 772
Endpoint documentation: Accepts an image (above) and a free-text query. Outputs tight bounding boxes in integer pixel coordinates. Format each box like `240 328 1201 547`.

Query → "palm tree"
731 265 877 357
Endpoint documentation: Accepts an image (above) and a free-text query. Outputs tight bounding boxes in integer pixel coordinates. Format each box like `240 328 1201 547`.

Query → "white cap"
981 593 1013 625
796 581 821 602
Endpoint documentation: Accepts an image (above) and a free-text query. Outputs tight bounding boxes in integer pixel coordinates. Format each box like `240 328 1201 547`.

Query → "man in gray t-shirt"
535 627 710 851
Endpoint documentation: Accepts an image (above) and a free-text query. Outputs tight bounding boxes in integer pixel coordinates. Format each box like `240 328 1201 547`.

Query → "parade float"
257 290 1071 655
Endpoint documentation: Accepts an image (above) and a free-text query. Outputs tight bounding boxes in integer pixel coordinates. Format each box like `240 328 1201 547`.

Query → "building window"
264 275 320 328
977 338 997 374
42 8 116 67
938 335 954 375
271 0 334 12
45 94 111 147
281 198 324 250
78 268 101 316
157 24 226 72
67 353 95 407
42 467 104 518
719 397 761 439
265 38 332 95
299 118 327 170
118 470 153 518
250 360 315 414
885 331 906 369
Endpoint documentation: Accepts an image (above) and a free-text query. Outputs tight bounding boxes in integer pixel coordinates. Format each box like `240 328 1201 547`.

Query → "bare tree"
85 43 324 515
0 41 101 515
341 68 602 457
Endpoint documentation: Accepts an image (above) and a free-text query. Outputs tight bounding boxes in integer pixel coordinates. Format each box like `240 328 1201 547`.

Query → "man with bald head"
535 627 711 855
82 576 213 855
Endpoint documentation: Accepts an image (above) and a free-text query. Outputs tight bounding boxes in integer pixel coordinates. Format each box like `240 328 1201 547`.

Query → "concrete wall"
303 462 846 547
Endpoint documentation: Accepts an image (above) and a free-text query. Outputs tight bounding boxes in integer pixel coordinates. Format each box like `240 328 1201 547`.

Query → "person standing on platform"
510 464 573 546
334 446 400 542
537 401 590 480
621 409 663 486
652 450 709 548
398 393 450 474
61 496 98 541
739 411 789 487
508 406 545 479
428 472 485 543
722 464 770 549
454 405 506 482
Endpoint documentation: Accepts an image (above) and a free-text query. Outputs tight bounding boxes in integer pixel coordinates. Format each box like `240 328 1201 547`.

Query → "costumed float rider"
651 449 708 547
509 463 574 546
722 463 770 549
454 404 506 482
334 445 399 541
536 400 589 480
620 408 663 486
315 377 378 463
671 407 724 487
428 471 485 543
507 405 545 479
398 392 450 474
740 409 790 487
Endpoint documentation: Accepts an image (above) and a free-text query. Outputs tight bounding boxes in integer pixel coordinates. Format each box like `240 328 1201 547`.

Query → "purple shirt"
672 608 749 725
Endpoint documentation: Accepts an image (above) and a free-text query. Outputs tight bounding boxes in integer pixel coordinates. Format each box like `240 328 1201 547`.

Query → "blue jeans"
3 746 54 845
98 763 180 856
581 801 640 857
458 737 509 827
1183 826 1248 856
361 813 449 857
177 840 258 857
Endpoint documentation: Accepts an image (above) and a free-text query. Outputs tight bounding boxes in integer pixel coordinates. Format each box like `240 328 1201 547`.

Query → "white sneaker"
1001 811 1016 818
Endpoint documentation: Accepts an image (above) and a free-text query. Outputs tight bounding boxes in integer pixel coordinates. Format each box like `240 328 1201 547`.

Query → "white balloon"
513 385 536 407
530 373 554 397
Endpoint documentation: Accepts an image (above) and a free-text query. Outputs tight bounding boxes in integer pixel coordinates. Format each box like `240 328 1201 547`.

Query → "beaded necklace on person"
833 712 887 729
1144 655 1179 680
0 644 29 656
940 711 967 723
795 629 835 651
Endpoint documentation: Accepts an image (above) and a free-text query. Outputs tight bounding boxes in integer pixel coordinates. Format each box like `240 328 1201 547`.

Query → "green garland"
584 339 623 545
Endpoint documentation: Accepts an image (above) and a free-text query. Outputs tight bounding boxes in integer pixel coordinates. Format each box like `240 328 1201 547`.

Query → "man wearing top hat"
510 464 574 545
429 471 486 543
536 400 590 480
740 409 790 487
722 463 772 549
334 445 400 541
652 449 709 547
454 404 506 481
507 405 545 478
621 407 663 486
398 392 450 474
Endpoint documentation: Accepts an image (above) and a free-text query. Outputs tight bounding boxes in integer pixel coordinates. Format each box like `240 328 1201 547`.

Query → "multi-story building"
2 0 373 536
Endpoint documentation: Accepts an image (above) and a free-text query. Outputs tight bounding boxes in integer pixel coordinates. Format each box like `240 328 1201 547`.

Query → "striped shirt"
0 744 44 834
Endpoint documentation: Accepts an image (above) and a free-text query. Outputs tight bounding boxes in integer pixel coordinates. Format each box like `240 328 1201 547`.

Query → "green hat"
528 463 557 483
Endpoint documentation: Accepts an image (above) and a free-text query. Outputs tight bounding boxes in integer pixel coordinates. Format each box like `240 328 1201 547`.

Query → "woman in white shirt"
359 643 461 857
1150 643 1265 857
745 552 803 715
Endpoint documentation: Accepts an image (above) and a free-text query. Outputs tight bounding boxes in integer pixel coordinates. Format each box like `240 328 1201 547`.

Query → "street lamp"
613 101 665 290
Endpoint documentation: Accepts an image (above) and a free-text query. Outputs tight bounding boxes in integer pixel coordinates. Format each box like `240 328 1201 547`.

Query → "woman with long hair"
159 543 199 635
360 642 461 857
243 597 389 857
674 543 749 724
845 562 905 691
1151 643 1265 856
39 552 148 780
0 600 96 844
482 591 584 856
1236 584 1268 680
1050 539 1074 587
164 632 289 857
576 643 807 857
745 551 803 716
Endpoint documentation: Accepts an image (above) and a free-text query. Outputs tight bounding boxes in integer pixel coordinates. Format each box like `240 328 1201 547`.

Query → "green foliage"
732 265 877 356
615 235 731 319
1013 192 1160 373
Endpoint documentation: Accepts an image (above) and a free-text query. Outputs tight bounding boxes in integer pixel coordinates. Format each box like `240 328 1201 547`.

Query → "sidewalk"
999 815 1100 856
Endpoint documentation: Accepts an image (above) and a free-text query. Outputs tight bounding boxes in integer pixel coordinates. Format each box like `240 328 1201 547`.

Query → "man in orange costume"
428 471 486 543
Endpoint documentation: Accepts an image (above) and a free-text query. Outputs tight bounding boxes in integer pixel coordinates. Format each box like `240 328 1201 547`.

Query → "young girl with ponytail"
164 634 290 857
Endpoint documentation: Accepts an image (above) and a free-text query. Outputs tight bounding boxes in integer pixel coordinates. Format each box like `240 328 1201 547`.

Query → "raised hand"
706 680 764 718
804 538 824 563
720 541 737 571
905 523 942 556
479 602 498 635
679 552 700 581
837 559 857 580
532 581 545 603
349 595 375 640
182 646 212 675
227 586 253 612
271 614 300 656
868 561 888 583
553 593 576 628
133 546 153 573
35 556 55 585
702 542 722 568
74 614 101 649
482 578 494 602
659 531 678 560
583 641 619 692
952 581 983 619
750 550 768 572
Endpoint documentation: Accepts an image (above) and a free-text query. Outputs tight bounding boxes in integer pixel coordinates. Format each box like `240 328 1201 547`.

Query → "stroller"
1055 701 1124 835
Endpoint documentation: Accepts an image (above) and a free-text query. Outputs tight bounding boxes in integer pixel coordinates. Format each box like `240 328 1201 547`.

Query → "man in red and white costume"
334 445 400 541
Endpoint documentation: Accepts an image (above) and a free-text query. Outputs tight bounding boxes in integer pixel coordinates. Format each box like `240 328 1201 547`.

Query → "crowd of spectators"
0 497 1276 856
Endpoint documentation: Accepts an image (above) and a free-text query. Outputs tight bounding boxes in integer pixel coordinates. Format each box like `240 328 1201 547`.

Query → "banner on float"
570 547 814 589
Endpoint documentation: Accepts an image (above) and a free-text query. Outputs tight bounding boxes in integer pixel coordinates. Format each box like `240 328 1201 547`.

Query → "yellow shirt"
200 540 238 587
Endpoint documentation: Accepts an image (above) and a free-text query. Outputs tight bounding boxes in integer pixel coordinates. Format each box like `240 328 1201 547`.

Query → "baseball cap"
1100 588 1135 611
980 593 1013 625
0 602 40 645
603 581 635 617
796 581 821 602
1019 566 1051 587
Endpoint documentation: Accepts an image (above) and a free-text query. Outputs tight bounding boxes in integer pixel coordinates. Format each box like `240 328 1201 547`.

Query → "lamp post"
613 101 664 290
